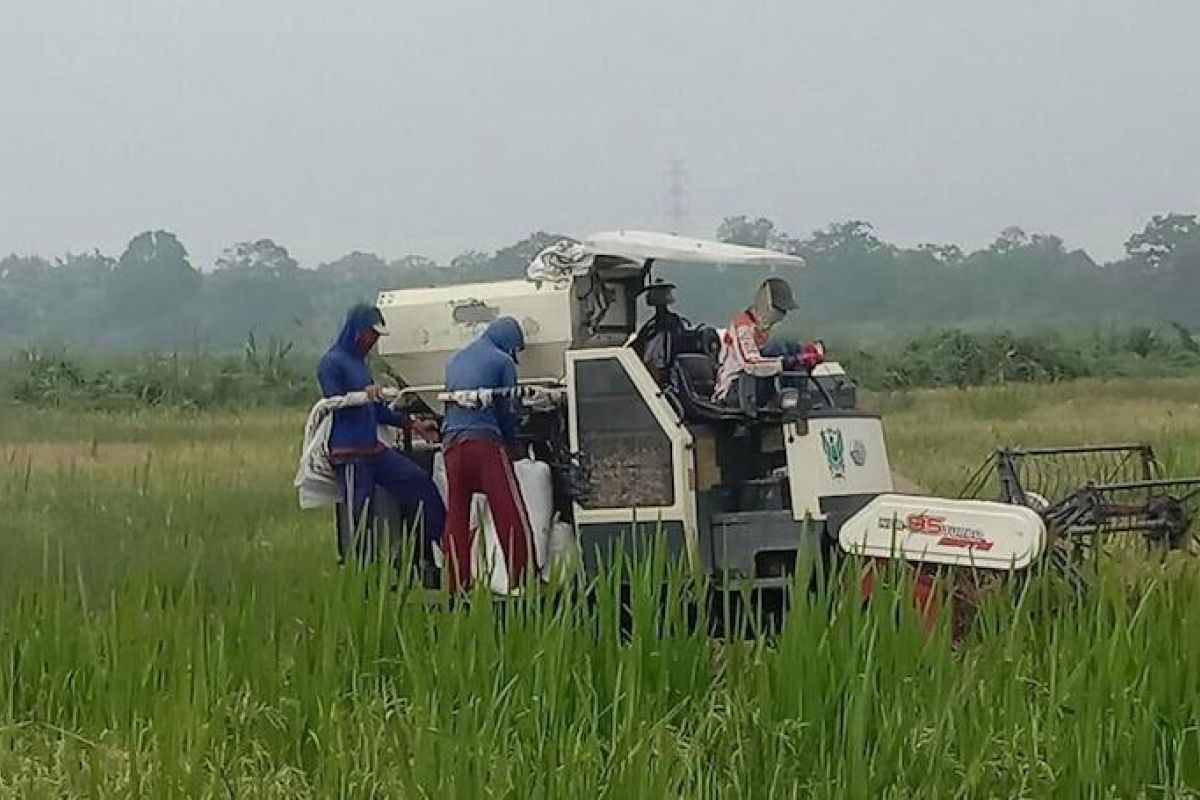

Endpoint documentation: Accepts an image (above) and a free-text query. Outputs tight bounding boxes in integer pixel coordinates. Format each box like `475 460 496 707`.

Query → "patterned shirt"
713 310 784 401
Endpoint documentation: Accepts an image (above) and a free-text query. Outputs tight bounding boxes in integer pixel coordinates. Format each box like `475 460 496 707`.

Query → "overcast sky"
2 0 1197 268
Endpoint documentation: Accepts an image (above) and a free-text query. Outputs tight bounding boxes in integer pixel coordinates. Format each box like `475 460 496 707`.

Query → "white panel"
374 280 574 405
786 415 894 521
839 494 1047 570
566 348 701 568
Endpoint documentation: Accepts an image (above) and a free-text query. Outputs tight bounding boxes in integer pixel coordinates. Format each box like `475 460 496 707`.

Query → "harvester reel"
1141 494 1193 549
962 444 1200 569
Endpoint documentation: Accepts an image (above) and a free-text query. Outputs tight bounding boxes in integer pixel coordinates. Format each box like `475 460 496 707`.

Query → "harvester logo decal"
876 513 995 551
820 428 846 479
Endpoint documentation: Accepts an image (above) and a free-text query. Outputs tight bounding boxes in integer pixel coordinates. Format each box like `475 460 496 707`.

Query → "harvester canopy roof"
526 230 804 285
583 230 805 268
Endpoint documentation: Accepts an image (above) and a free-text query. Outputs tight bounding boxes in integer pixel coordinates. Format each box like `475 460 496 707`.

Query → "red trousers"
860 559 941 638
444 439 533 593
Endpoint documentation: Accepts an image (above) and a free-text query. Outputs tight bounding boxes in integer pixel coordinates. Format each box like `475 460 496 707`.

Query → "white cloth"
526 240 593 284
293 391 392 510
527 240 613 337
438 388 502 410
296 411 340 509
437 385 532 410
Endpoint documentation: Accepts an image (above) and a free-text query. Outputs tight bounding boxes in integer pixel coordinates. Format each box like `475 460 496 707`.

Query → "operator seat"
676 353 716 398
631 279 688 386
676 324 721 361
670 352 746 423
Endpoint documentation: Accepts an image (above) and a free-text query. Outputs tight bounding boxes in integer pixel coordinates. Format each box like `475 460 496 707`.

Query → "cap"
369 306 390 335
763 277 798 312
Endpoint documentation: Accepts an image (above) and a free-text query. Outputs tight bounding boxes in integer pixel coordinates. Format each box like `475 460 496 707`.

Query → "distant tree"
0 255 54 337
203 238 311 345
310 251 416 337
1120 213 1200 324
717 216 780 249
489 232 567 279
804 220 886 255
117 230 193 277
53 250 115 325
710 215 796 250
450 250 491 272
1125 213 1200 269
0 252 118 343
916 242 965 266
789 220 901 323
1171 237 1200 277
100 231 203 348
393 254 439 271
9 214 1200 350
987 229 1079 265
1028 233 1068 255
0 254 52 281
989 226 1032 254
318 251 390 282
111 230 200 315
57 249 116 278
952 226 1101 320
214 239 299 278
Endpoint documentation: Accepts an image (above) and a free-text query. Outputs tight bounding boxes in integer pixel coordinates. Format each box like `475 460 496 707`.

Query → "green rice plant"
3 381 1200 796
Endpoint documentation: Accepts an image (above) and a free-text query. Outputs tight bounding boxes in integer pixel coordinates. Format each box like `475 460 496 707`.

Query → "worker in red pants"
859 559 942 637
441 317 534 594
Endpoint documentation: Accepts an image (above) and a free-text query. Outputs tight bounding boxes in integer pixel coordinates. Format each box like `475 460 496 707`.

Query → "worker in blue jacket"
441 316 534 593
317 304 445 563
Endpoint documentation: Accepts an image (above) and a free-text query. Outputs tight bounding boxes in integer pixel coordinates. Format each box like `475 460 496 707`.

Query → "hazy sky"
2 1 1197 269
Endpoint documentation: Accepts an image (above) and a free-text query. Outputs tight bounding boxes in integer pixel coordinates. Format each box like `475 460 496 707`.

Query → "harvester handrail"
394 378 565 400
1084 477 1200 493
1001 443 1152 457
779 369 838 410
1055 521 1176 536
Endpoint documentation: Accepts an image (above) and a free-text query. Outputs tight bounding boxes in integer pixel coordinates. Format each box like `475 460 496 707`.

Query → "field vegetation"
5 324 1200 412
2 379 1200 796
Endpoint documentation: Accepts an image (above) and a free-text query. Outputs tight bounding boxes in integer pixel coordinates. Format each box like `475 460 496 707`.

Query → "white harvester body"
364 230 1052 586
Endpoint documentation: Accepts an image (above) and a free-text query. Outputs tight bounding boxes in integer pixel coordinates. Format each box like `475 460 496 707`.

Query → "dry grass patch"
1 441 153 474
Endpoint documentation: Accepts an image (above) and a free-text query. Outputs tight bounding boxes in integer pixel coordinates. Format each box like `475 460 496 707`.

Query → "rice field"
2 379 1200 797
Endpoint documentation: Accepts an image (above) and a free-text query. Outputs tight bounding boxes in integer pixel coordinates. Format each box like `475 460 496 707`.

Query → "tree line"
2 214 1198 352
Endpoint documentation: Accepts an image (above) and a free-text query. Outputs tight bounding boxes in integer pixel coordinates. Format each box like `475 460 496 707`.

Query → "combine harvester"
352 230 1200 611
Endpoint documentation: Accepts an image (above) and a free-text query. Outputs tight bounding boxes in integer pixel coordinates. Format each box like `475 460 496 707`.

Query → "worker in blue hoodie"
317 304 445 562
441 316 534 594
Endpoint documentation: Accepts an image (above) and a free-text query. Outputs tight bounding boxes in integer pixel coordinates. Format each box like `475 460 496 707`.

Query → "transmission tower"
666 159 688 235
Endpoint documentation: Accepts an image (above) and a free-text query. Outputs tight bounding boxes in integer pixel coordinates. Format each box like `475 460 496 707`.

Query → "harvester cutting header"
336 230 1199 596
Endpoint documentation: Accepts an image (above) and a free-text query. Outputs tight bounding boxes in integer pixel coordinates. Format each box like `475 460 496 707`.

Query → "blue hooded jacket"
442 317 525 448
317 304 410 460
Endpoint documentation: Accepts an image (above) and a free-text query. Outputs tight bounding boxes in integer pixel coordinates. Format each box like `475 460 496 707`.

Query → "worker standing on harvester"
441 317 535 595
713 277 824 409
317 304 445 560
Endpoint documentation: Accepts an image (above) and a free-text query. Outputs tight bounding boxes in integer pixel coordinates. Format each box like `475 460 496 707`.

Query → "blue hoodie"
317 304 409 460
442 317 525 448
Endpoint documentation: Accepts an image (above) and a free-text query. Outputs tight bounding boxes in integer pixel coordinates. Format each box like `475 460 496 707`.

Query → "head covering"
482 316 525 359
334 304 388 356
751 277 797 329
